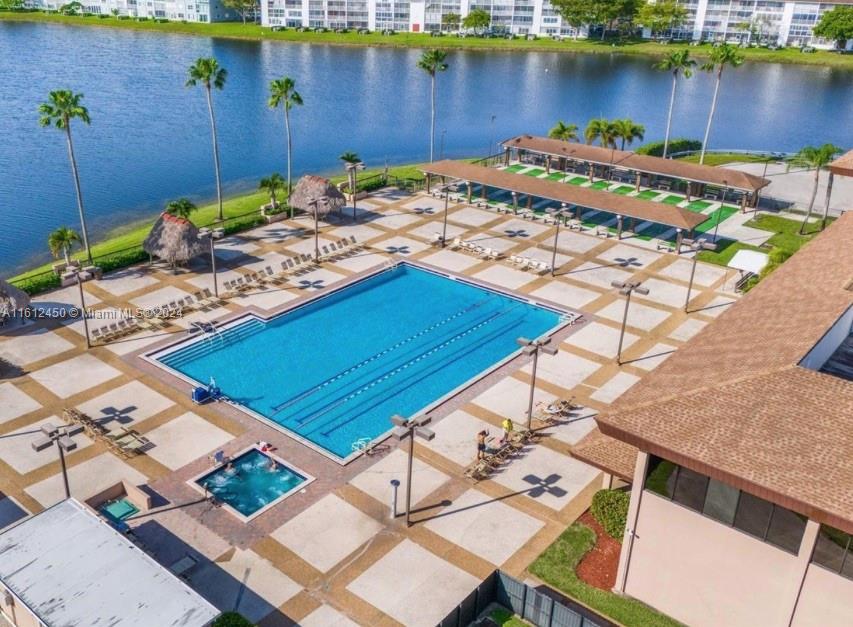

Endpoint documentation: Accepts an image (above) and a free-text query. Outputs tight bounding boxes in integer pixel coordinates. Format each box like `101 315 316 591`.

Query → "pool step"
160 319 267 369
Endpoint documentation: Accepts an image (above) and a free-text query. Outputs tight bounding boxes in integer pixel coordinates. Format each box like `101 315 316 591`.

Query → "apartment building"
574 184 853 627
27 0 235 22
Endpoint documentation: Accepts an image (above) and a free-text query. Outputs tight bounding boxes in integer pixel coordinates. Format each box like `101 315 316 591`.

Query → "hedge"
15 272 61 295
636 138 702 157
590 489 630 539
212 612 254 627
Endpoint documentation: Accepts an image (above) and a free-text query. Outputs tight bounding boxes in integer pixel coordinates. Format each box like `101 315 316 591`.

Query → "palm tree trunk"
820 172 834 231
205 86 224 221
700 68 723 165
429 74 436 162
63 245 70 265
285 107 293 219
65 126 92 264
662 73 678 158
799 168 820 235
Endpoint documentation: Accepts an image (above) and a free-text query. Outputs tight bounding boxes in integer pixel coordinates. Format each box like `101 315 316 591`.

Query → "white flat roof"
728 249 769 275
0 499 219 627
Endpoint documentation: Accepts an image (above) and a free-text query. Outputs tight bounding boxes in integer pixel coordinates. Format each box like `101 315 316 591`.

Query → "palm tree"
340 151 361 165
584 118 616 148
548 121 579 142
787 144 842 234
38 90 93 264
186 58 227 221
48 226 81 265
417 49 449 162
612 118 646 151
699 44 744 164
259 173 284 210
654 50 696 158
165 198 197 220
268 77 304 217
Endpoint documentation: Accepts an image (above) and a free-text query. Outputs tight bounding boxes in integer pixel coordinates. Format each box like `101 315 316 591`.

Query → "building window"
644 455 806 554
812 525 853 580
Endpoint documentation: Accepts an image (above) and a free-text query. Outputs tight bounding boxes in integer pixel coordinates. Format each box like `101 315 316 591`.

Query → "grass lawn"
3 12 852 67
489 608 531 627
545 172 567 181
636 190 661 200
505 164 527 173
567 176 589 186
522 168 546 177
529 523 684 627
612 185 635 195
684 200 712 212
677 152 777 167
660 194 684 206
589 180 611 190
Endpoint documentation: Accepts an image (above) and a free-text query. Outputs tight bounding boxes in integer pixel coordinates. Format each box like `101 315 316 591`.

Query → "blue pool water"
156 264 562 459
197 449 307 517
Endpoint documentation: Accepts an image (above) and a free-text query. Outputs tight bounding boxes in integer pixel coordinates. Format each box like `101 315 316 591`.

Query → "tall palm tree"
38 90 93 264
548 121 579 142
47 226 80 265
699 44 744 164
417 49 449 162
268 77 303 217
654 50 696 158
787 144 842 234
584 118 616 148
340 151 361 165
259 173 284 210
186 58 227 221
613 118 646 151
165 198 197 220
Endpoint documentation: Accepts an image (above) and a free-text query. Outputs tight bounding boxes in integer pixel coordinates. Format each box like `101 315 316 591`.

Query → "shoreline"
2 12 853 68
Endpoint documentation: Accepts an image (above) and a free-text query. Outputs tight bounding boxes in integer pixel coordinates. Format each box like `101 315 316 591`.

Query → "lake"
1 21 851 274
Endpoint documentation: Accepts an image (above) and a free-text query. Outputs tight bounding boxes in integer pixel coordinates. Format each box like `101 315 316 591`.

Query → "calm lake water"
1 21 851 274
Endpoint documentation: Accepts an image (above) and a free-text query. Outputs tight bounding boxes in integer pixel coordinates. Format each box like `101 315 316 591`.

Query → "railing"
667 148 796 160
471 152 507 168
437 570 611 627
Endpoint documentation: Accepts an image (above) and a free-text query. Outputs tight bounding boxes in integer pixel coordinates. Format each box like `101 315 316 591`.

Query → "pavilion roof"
829 149 853 178
420 160 708 231
502 135 771 193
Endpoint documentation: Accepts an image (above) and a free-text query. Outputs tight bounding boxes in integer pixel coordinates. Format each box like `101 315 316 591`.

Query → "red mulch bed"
575 511 621 591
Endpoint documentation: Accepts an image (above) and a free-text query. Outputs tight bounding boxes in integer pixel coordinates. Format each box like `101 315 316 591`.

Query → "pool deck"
0 187 736 626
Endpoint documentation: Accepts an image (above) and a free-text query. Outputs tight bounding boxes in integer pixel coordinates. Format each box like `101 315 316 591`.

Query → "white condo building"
26 0 235 22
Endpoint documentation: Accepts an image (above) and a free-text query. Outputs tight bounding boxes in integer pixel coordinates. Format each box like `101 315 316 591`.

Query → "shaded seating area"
501 135 771 211
421 160 708 250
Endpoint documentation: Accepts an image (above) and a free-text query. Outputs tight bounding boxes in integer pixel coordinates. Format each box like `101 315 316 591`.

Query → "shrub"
14 272 61 296
212 612 254 627
636 138 702 157
96 247 148 273
590 489 630 539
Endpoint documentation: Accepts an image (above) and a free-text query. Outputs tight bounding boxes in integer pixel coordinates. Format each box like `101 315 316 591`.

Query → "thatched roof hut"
0 279 29 317
289 175 346 217
143 212 206 266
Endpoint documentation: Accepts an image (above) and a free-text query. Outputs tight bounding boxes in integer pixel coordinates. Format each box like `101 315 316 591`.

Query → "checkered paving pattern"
0 188 738 626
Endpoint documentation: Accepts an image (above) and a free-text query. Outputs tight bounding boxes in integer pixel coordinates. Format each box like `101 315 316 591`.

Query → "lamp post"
611 280 649 365
439 129 446 160
440 183 456 248
547 204 571 276
517 337 558 430
198 227 224 298
42 425 76 499
682 238 718 313
308 195 329 263
346 161 366 221
712 187 728 244
487 114 496 158
72 270 91 349
390 414 435 527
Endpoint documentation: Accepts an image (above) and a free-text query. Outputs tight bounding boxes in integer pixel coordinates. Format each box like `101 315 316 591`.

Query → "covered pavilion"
420 160 708 249
500 135 771 212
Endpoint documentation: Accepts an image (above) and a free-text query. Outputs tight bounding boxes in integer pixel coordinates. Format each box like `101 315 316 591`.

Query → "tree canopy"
223 0 258 24
636 0 687 35
462 8 491 31
814 6 853 45
551 0 639 36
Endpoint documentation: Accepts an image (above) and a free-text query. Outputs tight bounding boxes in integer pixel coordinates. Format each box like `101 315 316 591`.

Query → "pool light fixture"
516 336 558 429
390 414 435 527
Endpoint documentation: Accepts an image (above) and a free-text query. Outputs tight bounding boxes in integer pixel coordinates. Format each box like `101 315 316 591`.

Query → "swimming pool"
195 448 310 519
151 263 565 461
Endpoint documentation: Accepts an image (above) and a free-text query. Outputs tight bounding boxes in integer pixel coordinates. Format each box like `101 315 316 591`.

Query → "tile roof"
420 160 709 231
502 135 771 193
595 213 853 532
829 149 853 178
571 428 637 481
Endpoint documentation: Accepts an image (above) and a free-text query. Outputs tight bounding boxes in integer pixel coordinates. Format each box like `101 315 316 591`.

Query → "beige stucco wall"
791 564 853 627
0 583 43 627
624 492 806 627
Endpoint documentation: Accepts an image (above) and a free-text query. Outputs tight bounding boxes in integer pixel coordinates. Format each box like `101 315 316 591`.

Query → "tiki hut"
0 279 29 318
142 212 206 267
288 175 347 218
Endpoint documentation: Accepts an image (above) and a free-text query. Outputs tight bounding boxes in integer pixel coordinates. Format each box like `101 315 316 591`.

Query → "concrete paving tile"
401 196 447 213
669 318 708 342
658 257 728 287
629 343 678 371
529 281 600 310
369 210 422 230
25 452 148 507
346 539 480 627
516 246 573 270
95 267 160 296
349 449 449 511
29 353 123 398
471 377 556 424
408 222 468 242
378 236 431 256
554 230 602 255
565 262 635 291
284 236 336 257
291 267 348 291
75 380 175 429
522 349 602 389
596 299 672 332
423 410 502 467
543 410 598 446
595 243 662 269
590 372 641 404
635 277 689 309
694 295 736 317
0 329 75 367
144 412 234 470
471 265 536 291
466 233 519 254
0 415 94 474
0 382 41 424
130 285 194 310
447 206 499 227
564 322 639 359
185 268 244 293
272 494 383 573
32 284 102 309
332 251 387 274
328 223 386 244
494 218 549 238
298 605 360 627
104 328 168 356
233 287 300 311
419 249 481 273
424 488 544 566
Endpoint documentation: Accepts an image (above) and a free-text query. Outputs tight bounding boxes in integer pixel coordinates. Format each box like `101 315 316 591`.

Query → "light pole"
73 270 91 349
682 238 718 313
487 114 496 158
198 227 224 298
309 195 329 263
547 204 571 276
346 161 366 221
713 186 728 243
517 336 558 430
439 129 446 160
440 183 456 248
42 425 76 498
390 414 435 527
611 280 649 365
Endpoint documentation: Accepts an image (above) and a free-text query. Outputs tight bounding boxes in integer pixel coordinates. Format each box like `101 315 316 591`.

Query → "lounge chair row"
448 238 502 259
61 408 151 458
464 429 540 482
508 255 551 275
